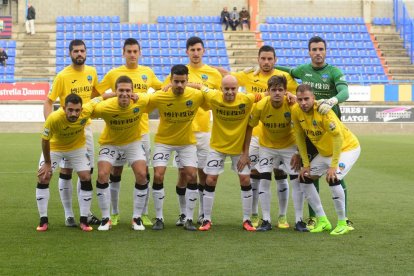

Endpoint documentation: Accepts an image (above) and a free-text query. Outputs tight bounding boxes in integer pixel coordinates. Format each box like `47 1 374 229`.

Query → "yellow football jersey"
96 65 162 134
163 64 222 132
292 104 360 167
204 90 256 154
41 97 102 152
147 87 205 146
249 96 295 149
92 95 150 146
48 65 98 106
232 69 298 137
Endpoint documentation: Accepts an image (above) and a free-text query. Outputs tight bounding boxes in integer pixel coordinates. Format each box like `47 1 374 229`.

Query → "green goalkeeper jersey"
276 63 349 117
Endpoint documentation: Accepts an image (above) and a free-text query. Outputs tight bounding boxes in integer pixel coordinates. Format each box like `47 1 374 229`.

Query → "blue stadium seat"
102 49 112 57
56 24 64 32
140 24 148 32
159 32 168 40
56 56 65 66
176 24 185 32
149 32 159 40
92 16 101 23
56 32 64 40
140 32 149 40
169 32 177 40
93 48 103 56
111 16 120 23
150 41 160 48
84 40 92 48
56 16 64 23
167 24 176 32
169 41 178 48
103 40 112 48
113 41 121 48
64 16 74 23
176 16 184 24
141 40 150 48
158 16 166 23
158 24 167 32
121 31 131 40
149 24 157 32
166 16 175 24
92 40 103 48
74 32 84 40
160 48 170 57
184 16 193 23
93 32 102 40
151 49 161 56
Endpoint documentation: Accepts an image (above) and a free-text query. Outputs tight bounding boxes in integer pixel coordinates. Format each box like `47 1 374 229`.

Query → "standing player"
92 76 150 231
197 75 263 231
292 84 360 235
163 37 222 226
148 64 207 231
43 39 100 227
96 38 163 227
216 45 298 228
246 75 307 232
275 36 352 229
36 94 102 232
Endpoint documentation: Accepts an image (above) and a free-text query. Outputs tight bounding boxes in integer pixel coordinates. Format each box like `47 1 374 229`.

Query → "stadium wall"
22 0 396 24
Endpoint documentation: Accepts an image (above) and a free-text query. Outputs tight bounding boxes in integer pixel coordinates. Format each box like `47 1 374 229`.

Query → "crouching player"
247 75 307 232
36 93 102 232
292 84 360 235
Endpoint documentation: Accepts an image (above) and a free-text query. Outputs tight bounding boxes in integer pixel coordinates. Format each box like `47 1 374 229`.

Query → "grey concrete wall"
24 0 128 23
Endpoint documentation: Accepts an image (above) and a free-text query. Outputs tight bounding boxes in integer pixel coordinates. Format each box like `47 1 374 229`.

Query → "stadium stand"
55 15 229 81
0 40 16 83
260 17 389 84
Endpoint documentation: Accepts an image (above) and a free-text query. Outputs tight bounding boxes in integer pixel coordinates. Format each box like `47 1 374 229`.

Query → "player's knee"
60 168 73 175
59 173 72 180
274 170 287 180
328 179 341 186
134 170 147 185
80 180 93 191
176 186 186 195
260 172 271 180
97 170 109 183
239 175 250 186
289 175 298 180
206 175 218 186
301 176 314 184
96 181 109 189
152 182 164 190
109 174 121 183
112 166 123 176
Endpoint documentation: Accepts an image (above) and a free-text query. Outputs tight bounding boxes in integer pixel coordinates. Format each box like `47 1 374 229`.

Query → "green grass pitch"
0 133 413 275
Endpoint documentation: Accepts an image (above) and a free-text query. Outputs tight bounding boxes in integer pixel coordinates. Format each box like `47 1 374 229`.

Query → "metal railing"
394 0 414 64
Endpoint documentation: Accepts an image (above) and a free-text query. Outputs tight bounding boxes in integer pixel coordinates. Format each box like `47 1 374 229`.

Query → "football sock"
301 182 325 217
58 173 74 218
203 185 216 221
36 183 49 218
96 182 110 218
276 178 289 216
308 178 320 217
109 174 121 215
241 185 253 222
259 178 272 222
185 183 198 221
290 176 304 222
133 183 148 218
250 175 260 215
142 184 150 215
79 180 93 217
340 179 348 216
330 183 346 221
176 186 186 215
198 183 204 217
152 183 164 220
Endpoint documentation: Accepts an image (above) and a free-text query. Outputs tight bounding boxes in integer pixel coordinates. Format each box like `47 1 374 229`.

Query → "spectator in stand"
0 48 8 66
26 4 36 35
220 7 230 31
239 7 250 30
229 7 240 31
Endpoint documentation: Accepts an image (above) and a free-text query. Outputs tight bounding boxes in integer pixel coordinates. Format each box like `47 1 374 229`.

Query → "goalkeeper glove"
317 97 338 115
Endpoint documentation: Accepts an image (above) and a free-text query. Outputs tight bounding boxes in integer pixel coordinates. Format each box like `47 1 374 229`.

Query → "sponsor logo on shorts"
338 162 346 171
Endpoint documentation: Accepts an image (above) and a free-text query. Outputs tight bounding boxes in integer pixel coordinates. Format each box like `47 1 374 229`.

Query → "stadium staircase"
224 30 259 71
371 24 414 82
13 23 56 81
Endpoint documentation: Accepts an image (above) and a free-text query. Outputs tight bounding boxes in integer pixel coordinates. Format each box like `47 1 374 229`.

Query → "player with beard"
215 45 298 228
41 39 100 227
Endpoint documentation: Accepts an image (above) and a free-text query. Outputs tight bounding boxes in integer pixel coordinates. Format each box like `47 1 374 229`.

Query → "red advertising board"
0 82 50 101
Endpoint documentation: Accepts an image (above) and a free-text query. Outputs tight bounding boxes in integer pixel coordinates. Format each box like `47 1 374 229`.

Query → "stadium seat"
111 16 120 23
158 16 166 23
111 23 121 32
184 16 193 23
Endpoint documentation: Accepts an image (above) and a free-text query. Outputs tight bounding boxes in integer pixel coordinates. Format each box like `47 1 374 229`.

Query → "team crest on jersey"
186 100 193 107
142 75 148 82
133 107 140 113
284 112 291 119
80 119 87 125
338 162 346 172
87 75 92 84
321 74 329 82
312 120 317 126
239 104 246 110
42 128 50 137
329 121 336 131
201 74 208 81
